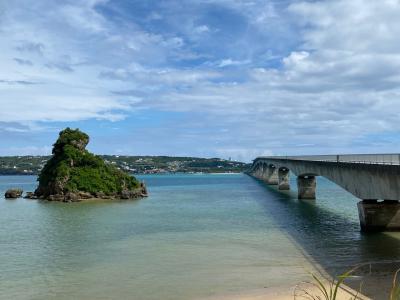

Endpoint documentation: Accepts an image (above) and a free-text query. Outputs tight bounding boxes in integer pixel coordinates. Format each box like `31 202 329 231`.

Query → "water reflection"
251 176 400 299
1 174 400 300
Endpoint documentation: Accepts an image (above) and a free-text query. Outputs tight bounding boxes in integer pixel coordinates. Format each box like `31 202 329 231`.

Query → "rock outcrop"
34 128 148 202
24 192 38 199
5 189 23 199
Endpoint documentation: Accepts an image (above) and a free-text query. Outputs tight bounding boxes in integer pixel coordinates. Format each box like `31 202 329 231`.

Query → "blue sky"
1 0 400 161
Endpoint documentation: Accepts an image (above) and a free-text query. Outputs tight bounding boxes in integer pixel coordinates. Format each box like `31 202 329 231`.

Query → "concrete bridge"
248 154 400 232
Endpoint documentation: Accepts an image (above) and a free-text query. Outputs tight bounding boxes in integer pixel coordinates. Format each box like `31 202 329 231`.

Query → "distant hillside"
0 155 250 175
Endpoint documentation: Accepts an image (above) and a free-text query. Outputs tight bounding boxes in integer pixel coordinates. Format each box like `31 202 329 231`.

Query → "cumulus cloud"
0 0 151 124
1 0 400 159
139 0 400 158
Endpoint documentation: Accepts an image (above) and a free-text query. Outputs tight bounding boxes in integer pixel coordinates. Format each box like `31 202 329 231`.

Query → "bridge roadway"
248 154 400 232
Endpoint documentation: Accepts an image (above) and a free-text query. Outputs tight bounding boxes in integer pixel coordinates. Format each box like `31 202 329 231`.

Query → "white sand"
201 282 371 300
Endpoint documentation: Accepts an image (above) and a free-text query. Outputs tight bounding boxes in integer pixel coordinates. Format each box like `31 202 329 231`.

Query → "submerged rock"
140 182 148 197
34 127 147 202
24 192 38 199
5 189 23 199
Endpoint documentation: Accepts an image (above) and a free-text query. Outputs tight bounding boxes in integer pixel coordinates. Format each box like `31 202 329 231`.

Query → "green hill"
0 155 249 175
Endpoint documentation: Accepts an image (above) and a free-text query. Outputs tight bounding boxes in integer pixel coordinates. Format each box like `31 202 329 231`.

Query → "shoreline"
0 171 245 176
200 282 370 300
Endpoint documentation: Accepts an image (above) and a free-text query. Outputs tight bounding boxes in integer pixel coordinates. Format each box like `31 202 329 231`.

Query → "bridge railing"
257 154 400 165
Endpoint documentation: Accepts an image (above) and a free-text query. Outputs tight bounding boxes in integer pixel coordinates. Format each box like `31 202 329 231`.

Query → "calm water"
1 174 400 300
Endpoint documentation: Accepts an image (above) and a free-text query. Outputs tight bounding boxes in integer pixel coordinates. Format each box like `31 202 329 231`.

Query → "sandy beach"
202 282 371 300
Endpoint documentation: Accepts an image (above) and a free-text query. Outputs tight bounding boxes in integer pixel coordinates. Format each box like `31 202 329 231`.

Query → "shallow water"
0 174 399 299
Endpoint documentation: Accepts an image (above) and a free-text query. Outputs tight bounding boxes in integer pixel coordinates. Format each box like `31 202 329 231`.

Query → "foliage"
295 268 360 300
391 269 400 300
37 128 139 196
0 155 250 175
52 127 89 154
295 264 400 300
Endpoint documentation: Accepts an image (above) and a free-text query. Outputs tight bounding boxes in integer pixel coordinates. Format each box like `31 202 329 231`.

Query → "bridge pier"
358 200 400 232
260 163 268 181
278 168 290 190
253 165 259 178
250 155 400 232
266 165 279 185
254 164 263 179
297 176 316 200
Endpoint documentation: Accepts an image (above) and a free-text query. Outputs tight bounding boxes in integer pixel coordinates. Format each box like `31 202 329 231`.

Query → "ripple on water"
0 174 400 299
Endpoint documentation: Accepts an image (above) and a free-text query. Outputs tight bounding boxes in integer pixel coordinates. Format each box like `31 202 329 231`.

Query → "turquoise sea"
1 174 400 300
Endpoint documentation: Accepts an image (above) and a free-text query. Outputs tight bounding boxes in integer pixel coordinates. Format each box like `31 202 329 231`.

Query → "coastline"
200 283 370 300
197 242 373 300
0 171 245 177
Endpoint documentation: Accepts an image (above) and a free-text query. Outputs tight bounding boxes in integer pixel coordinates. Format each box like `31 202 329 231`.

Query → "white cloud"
218 58 250 67
100 65 220 87
282 51 309 68
215 148 273 163
193 25 210 34
0 146 52 156
138 0 400 157
0 0 181 124
2 0 400 159
147 11 163 21
60 3 107 33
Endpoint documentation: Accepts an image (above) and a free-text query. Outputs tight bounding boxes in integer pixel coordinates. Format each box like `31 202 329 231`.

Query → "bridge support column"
260 163 268 181
254 164 262 179
297 176 316 200
358 200 400 232
266 165 278 185
278 168 290 190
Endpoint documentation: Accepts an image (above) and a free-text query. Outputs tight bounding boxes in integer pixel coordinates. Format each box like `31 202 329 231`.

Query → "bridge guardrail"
256 154 400 165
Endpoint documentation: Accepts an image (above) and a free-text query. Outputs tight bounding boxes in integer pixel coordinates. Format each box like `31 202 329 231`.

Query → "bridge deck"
256 154 400 165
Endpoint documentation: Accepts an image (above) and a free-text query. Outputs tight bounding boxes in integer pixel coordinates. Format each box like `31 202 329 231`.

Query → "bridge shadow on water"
250 177 400 299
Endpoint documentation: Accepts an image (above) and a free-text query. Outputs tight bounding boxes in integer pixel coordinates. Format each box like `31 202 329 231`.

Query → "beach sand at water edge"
200 283 371 300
